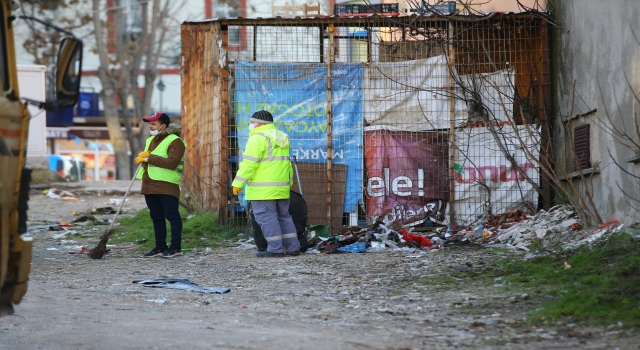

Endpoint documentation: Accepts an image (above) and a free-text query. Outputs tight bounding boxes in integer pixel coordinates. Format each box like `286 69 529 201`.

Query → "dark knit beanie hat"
250 110 274 124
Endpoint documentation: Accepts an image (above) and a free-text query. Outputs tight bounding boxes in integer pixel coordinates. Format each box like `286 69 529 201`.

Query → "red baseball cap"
143 112 170 124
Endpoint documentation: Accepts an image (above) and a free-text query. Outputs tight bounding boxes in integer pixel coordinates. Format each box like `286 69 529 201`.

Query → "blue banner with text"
235 62 363 212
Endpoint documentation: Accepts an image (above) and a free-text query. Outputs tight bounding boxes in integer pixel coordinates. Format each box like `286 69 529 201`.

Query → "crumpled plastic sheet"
132 278 230 294
337 241 366 253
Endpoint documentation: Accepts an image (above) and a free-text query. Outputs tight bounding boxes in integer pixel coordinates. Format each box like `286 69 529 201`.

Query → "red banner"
364 127 449 224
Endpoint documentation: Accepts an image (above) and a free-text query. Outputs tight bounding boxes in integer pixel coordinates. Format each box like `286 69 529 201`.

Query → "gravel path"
1 190 637 349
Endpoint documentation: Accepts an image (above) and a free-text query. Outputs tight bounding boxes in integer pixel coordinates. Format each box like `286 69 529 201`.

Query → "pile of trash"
460 205 627 251
308 221 437 254
294 205 631 254
43 188 79 201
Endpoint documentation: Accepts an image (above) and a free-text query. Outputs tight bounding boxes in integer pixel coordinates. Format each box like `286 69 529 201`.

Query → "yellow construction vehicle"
0 0 83 316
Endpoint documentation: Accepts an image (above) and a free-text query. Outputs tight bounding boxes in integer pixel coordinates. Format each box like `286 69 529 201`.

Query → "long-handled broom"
89 164 142 259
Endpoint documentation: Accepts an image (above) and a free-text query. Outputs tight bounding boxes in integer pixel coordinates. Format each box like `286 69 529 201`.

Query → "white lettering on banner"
455 163 536 183
237 102 327 118
392 176 412 196
418 168 425 196
368 164 538 198
368 168 428 197
291 149 344 160
46 129 68 139
377 202 439 223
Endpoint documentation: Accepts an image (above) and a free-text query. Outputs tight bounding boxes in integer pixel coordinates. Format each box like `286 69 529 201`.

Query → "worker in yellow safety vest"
232 110 300 257
135 112 187 258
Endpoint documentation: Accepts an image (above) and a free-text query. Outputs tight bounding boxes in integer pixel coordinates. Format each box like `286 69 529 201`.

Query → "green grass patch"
108 208 241 250
485 232 640 327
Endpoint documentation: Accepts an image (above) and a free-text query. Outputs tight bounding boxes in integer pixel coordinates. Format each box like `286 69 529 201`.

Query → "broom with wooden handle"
89 163 142 259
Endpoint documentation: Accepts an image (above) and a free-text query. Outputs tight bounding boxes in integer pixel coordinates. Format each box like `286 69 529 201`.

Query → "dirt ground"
1 187 639 349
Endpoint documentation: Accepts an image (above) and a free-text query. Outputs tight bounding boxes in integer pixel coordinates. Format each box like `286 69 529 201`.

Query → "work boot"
161 246 183 258
256 251 284 258
286 250 301 256
143 246 167 258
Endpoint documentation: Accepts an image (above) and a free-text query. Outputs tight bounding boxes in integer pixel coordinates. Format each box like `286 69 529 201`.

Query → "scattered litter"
62 197 79 201
71 215 105 225
109 198 131 205
147 299 166 304
61 240 78 244
233 243 258 250
68 246 89 254
367 241 387 253
337 242 366 253
132 278 230 294
27 225 50 231
234 242 257 250
46 189 61 199
58 190 77 197
46 248 59 251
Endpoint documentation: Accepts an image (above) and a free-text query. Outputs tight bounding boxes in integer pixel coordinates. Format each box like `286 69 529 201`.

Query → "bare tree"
92 0 181 179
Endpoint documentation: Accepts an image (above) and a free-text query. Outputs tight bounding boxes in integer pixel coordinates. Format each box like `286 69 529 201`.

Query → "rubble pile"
301 205 631 255
481 205 582 250
451 204 627 252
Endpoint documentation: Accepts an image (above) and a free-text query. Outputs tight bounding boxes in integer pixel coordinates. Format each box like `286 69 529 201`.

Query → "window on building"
214 1 240 46
107 0 143 51
573 124 591 171
209 0 247 50
121 0 143 42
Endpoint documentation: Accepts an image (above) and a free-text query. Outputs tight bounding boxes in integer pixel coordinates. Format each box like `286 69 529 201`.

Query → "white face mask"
248 124 256 131
150 125 164 136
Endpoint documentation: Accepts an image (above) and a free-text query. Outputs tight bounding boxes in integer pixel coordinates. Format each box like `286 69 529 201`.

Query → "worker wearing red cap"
136 112 187 258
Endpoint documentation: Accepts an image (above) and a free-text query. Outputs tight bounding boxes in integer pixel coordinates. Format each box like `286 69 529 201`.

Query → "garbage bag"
132 278 230 294
251 190 308 252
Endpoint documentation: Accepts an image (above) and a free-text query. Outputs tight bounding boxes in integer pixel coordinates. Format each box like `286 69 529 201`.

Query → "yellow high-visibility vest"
232 124 293 200
136 134 186 184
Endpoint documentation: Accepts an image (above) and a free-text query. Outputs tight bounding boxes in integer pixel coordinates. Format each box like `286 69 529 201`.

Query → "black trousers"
144 194 182 248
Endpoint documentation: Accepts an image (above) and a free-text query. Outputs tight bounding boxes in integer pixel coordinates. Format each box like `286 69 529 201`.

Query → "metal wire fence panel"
181 13 552 229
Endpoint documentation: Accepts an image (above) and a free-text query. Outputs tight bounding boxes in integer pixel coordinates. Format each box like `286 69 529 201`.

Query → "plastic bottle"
474 222 485 239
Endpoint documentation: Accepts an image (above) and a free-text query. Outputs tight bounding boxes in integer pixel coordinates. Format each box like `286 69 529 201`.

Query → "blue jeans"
144 194 182 248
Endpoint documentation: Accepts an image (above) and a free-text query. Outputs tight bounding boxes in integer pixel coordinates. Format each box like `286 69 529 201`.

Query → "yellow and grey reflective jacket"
136 134 186 184
232 123 293 200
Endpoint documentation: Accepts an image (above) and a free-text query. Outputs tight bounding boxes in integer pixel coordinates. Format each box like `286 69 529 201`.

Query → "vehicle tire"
0 288 15 316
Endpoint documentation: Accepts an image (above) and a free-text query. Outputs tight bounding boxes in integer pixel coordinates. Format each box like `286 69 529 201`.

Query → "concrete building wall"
550 0 640 224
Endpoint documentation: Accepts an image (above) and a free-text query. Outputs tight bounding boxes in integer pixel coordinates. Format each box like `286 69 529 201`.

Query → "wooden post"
326 25 335 228
447 21 456 226
218 23 230 225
